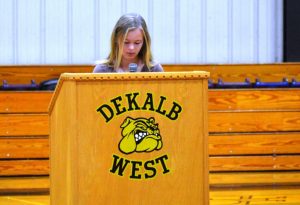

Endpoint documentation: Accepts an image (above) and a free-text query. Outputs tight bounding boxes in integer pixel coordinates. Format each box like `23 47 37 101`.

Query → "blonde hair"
106 13 153 70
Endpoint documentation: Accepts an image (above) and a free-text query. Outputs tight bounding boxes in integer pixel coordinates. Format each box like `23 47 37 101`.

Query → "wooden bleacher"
1 63 300 84
208 88 300 186
0 91 51 194
0 63 300 193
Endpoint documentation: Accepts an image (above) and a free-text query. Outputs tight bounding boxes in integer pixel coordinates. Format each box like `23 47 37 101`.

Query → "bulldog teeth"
135 132 148 142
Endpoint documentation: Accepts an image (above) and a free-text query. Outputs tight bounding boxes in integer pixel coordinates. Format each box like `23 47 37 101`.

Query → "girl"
93 13 163 73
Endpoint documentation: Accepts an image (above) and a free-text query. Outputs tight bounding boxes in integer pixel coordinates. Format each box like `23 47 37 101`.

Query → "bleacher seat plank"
3 155 299 176
0 114 49 136
0 92 52 113
1 172 300 194
165 64 300 82
210 155 300 171
209 133 300 155
0 65 92 84
0 160 49 176
0 138 48 159
2 89 299 114
1 63 300 84
209 89 300 111
210 171 300 186
0 176 49 193
209 111 300 133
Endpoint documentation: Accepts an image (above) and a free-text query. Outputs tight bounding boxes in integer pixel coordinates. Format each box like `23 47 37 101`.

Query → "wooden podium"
49 72 210 205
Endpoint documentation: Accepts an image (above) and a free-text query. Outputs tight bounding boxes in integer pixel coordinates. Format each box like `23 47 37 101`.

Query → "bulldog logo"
118 117 163 154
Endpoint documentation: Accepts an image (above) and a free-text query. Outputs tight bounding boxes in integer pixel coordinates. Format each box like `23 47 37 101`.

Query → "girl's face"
121 28 144 62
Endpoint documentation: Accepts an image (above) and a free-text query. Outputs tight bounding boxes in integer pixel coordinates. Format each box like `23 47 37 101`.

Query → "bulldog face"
118 117 163 154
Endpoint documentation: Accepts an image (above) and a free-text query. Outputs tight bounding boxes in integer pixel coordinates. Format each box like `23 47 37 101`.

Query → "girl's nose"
128 44 135 49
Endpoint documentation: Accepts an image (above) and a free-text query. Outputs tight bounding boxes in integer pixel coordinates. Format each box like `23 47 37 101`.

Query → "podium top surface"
59 71 209 81
49 71 209 113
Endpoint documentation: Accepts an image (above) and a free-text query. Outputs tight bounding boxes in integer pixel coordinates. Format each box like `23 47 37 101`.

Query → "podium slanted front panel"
50 80 78 205
49 72 209 205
